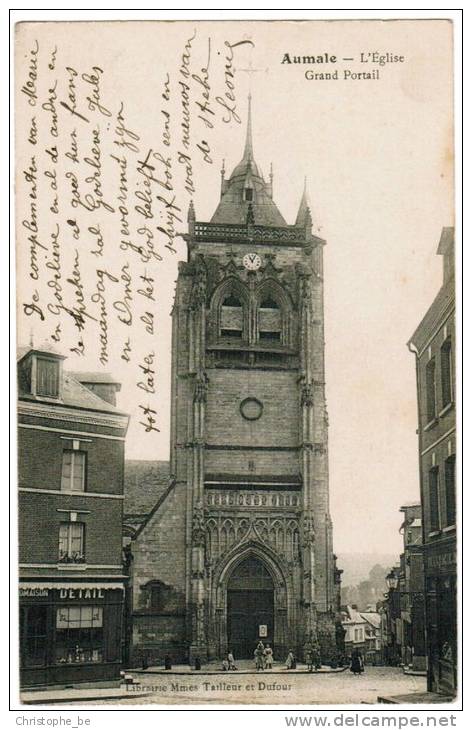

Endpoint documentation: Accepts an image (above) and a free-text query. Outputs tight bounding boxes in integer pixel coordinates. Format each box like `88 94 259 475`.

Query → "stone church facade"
128 99 337 665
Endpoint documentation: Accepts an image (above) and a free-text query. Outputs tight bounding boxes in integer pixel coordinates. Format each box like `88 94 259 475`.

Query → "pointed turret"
187 199 196 236
295 178 313 232
187 199 195 223
267 162 274 198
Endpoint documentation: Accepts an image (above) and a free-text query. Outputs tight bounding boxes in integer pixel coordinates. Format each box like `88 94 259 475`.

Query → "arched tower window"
258 296 282 342
220 294 243 339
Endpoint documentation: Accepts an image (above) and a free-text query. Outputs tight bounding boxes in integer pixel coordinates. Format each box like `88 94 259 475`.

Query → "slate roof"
17 345 31 361
342 606 381 630
17 346 127 416
342 605 364 625
211 176 288 227
408 228 455 352
359 612 382 630
408 280 454 353
69 371 120 384
124 460 171 516
210 95 288 227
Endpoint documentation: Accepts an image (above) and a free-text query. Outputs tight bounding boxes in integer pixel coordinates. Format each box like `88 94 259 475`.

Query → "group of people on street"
221 650 237 671
219 643 364 675
254 641 274 670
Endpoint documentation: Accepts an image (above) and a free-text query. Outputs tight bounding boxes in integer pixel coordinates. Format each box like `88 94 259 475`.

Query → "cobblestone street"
79 667 428 706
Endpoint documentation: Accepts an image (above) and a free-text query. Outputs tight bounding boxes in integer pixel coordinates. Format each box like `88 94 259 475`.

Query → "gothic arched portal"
227 557 274 659
210 541 293 661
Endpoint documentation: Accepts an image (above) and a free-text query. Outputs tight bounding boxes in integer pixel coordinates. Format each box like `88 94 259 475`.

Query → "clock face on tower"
242 252 262 271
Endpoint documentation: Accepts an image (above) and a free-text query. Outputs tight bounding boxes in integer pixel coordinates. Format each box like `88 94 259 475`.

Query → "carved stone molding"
303 514 316 545
205 490 300 509
18 402 128 430
300 376 315 407
192 501 206 547
190 254 207 309
193 370 209 403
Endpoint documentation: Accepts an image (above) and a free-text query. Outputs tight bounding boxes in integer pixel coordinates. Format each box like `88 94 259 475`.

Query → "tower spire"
243 93 254 161
210 93 287 226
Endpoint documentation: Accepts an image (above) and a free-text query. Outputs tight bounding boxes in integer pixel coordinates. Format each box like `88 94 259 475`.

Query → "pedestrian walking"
264 644 273 669
350 649 364 676
306 648 313 672
222 657 229 671
254 644 264 671
285 649 295 670
227 650 236 670
164 654 172 670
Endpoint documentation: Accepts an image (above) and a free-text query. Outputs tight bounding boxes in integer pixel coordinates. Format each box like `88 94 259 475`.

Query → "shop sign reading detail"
59 588 105 599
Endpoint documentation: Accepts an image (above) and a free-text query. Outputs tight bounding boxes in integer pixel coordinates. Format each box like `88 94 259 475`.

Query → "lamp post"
386 568 399 591
385 568 400 666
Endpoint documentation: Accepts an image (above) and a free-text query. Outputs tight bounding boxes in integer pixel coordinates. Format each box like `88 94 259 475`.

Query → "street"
81 667 427 706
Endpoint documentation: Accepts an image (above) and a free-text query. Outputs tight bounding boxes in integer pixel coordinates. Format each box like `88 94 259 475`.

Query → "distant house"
341 605 382 664
359 611 382 664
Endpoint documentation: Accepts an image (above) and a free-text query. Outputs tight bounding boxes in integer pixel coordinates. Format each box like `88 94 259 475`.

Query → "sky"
16 20 454 556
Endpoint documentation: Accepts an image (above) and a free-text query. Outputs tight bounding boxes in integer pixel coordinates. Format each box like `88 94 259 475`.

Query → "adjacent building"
18 346 129 687
128 97 338 665
398 503 426 672
407 226 456 695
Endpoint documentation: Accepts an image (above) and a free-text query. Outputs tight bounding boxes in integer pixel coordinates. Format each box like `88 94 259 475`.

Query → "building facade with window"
341 606 381 665
397 504 426 673
128 97 337 666
18 346 129 687
407 226 456 695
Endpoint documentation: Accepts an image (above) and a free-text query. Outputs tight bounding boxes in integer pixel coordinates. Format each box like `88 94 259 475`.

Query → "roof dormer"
17 346 65 401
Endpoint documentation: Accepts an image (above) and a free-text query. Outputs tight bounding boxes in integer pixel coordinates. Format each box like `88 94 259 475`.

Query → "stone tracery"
204 513 301 565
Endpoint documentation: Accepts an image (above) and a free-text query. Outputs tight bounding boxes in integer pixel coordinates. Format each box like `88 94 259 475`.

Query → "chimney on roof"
74 375 121 406
437 226 455 284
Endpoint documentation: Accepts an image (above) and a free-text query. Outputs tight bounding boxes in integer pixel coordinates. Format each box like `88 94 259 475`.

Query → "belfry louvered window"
220 295 243 339
259 297 281 342
36 357 59 397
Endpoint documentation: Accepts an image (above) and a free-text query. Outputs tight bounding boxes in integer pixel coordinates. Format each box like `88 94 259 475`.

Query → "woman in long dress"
305 648 314 672
264 644 273 669
254 645 264 671
350 649 364 676
286 650 295 669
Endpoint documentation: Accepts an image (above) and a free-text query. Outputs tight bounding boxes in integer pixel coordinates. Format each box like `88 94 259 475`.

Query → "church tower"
170 97 336 661
129 97 337 665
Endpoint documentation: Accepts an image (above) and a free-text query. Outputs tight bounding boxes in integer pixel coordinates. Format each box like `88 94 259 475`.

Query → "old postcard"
14 18 456 708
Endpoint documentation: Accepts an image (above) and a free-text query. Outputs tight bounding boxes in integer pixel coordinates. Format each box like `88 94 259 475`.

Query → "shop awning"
19 582 124 591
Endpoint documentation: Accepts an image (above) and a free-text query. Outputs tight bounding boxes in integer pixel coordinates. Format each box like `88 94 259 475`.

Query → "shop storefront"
19 583 124 687
424 539 457 696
